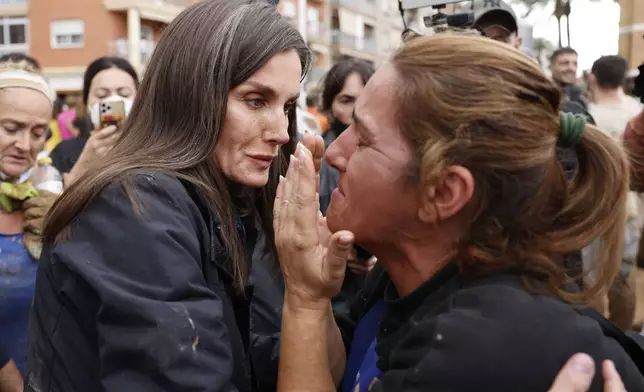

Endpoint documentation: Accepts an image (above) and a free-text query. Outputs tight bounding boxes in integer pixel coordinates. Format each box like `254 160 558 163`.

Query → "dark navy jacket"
25 172 274 392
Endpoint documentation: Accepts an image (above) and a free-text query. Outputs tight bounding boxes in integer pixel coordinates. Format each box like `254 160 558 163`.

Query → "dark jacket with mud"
24 172 274 392
336 264 644 392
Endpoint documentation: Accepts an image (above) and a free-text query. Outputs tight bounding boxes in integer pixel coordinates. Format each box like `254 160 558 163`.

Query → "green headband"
558 112 586 148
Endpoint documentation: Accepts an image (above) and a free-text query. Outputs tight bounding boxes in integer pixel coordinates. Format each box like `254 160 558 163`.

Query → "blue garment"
0 233 36 373
342 301 386 392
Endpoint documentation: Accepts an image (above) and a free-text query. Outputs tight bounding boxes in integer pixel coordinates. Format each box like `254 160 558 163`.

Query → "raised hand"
300 133 324 192
273 142 353 309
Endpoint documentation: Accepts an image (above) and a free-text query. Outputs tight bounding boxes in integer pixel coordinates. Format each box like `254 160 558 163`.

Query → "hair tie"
558 112 586 148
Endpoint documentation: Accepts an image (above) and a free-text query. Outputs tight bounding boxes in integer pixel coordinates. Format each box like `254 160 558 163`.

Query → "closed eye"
2 122 19 133
32 127 47 139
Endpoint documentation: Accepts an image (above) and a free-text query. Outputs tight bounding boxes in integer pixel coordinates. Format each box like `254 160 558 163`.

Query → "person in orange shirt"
306 94 328 134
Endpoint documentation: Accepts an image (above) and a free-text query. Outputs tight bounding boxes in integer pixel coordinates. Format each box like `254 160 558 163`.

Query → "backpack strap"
576 306 644 374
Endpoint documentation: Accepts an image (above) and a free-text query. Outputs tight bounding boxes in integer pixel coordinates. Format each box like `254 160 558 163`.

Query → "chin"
0 165 28 178
234 173 270 188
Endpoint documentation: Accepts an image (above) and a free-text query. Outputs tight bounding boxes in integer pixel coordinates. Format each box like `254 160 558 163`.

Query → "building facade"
278 0 403 91
0 0 194 94
619 0 644 73
0 0 402 95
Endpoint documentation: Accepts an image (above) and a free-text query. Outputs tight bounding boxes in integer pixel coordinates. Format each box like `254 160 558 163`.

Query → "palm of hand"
275 137 352 306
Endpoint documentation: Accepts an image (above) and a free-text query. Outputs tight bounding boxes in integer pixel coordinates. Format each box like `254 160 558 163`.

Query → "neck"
554 78 569 91
368 235 456 297
592 87 623 105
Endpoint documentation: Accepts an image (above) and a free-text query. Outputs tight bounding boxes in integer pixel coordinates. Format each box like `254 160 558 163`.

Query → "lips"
247 154 277 171
335 179 345 196
5 155 28 163
247 154 276 162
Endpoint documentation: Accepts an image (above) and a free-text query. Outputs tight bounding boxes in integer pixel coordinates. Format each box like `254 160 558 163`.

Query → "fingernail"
571 354 594 375
605 360 617 377
339 234 353 246
296 142 307 160
289 154 297 167
279 175 285 183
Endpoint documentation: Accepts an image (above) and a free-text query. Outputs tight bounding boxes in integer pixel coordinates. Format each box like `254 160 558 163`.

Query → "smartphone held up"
99 101 127 129
89 96 134 134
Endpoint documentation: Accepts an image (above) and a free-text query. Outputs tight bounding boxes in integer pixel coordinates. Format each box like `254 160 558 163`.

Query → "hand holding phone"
99 100 127 130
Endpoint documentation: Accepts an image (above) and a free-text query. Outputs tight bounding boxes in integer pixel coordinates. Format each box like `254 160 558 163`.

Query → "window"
307 7 320 35
0 17 27 54
364 23 375 39
331 9 340 30
141 25 154 41
50 19 84 49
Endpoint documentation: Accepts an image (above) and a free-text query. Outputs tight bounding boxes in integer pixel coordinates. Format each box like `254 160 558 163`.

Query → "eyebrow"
242 80 300 102
0 118 47 128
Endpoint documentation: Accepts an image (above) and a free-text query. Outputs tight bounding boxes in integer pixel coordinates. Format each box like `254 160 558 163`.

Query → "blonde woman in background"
0 59 62 392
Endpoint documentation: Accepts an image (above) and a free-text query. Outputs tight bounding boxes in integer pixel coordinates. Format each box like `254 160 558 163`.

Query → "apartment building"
0 0 194 94
328 0 403 69
277 0 333 90
278 0 404 90
0 0 401 95
619 0 644 73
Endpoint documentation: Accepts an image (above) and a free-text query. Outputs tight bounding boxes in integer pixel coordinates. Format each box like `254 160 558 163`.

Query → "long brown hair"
44 0 310 290
392 34 629 302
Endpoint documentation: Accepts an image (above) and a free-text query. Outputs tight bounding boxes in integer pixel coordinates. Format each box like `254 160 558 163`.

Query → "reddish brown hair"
392 34 629 301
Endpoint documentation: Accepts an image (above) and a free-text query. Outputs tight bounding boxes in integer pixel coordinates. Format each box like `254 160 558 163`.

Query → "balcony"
308 23 330 46
331 30 378 54
111 39 156 65
330 0 377 18
103 0 186 23
0 0 26 17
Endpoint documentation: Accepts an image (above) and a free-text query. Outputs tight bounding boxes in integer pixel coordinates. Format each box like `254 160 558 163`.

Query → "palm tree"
515 0 619 48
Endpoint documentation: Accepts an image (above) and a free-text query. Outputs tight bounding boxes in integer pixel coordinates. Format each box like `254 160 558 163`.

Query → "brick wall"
28 0 126 68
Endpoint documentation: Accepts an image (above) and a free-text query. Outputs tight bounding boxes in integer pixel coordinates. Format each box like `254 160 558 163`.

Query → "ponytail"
546 124 629 300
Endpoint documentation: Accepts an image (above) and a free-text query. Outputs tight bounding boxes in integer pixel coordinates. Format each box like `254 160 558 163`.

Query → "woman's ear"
418 165 474 223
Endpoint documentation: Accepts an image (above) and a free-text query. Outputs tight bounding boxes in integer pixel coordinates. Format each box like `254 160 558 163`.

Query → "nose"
325 125 356 173
14 130 30 152
264 109 290 146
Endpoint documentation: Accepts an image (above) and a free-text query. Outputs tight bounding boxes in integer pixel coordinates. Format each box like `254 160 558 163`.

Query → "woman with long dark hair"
49 56 139 184
25 1 309 391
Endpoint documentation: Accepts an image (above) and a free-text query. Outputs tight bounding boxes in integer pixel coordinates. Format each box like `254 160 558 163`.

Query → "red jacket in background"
623 110 644 192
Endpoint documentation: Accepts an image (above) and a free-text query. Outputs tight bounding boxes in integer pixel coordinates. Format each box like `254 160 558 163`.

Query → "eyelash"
246 98 265 109
246 98 295 115
284 102 295 115
32 129 46 139
3 124 17 133
356 135 367 148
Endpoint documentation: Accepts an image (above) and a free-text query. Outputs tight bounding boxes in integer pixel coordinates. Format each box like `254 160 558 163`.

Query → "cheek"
31 137 46 154
216 105 265 170
0 133 13 151
332 102 352 123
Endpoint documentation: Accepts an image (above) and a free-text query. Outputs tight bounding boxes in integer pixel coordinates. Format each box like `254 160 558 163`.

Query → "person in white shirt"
588 55 643 140
586 55 643 330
